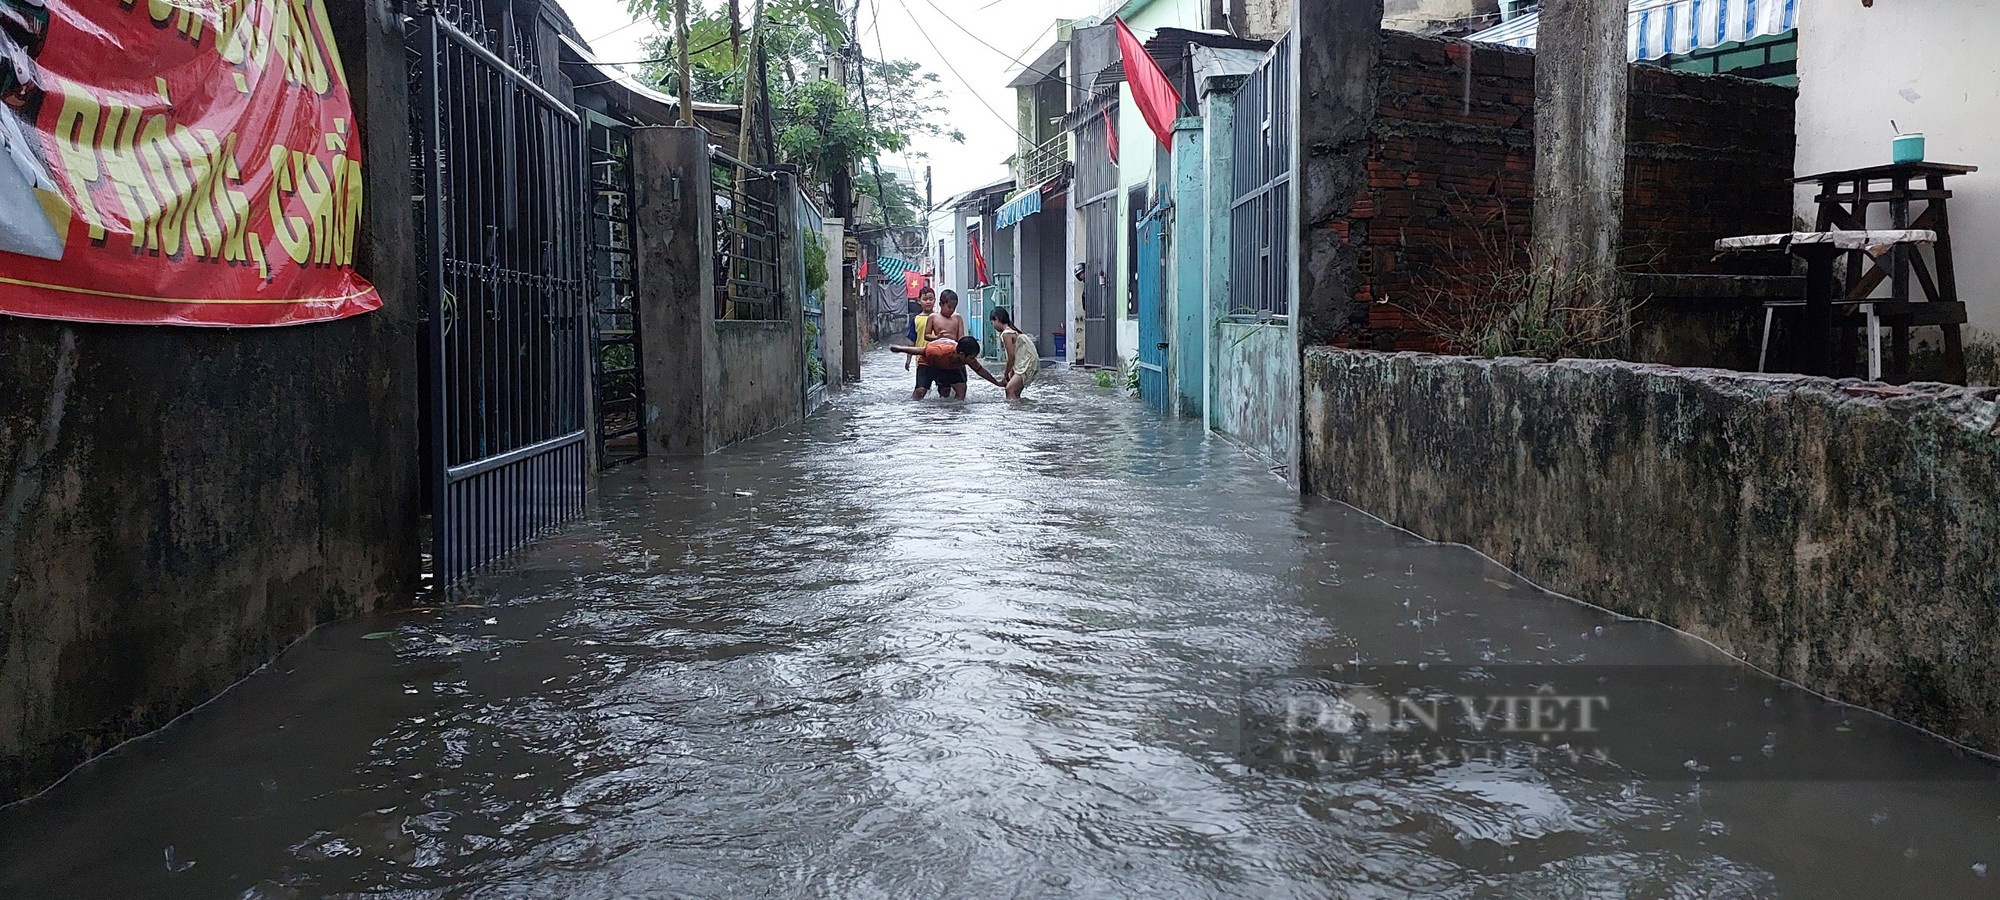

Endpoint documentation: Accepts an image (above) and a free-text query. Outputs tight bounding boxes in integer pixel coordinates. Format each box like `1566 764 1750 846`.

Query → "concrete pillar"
1170 116 1206 419
1202 74 1244 433
775 172 806 418
1532 0 1628 292
633 126 720 455
822 217 846 391
1294 0 1384 350
842 234 861 382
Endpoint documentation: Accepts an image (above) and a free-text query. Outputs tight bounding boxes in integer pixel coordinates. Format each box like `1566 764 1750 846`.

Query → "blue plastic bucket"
1893 133 1925 165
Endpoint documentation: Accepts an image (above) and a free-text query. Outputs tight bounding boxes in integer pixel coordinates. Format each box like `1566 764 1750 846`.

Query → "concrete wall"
1795 0 2000 336
0 0 423 802
1303 348 2000 751
1171 116 1207 416
1213 322 1298 475
1238 0 1290 39
634 126 805 456
822 218 846 389
713 321 805 447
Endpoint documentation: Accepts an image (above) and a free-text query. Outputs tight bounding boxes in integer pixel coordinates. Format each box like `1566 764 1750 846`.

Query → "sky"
558 0 1110 201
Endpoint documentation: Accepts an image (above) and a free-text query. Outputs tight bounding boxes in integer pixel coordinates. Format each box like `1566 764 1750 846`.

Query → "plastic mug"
1893 132 1926 165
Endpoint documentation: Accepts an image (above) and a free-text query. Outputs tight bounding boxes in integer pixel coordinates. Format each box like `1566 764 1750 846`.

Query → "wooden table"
1795 162 1978 382
1715 230 1937 378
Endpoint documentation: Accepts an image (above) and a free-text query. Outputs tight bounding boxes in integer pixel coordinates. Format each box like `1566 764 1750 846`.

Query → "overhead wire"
870 0 929 219
908 0 1122 104
565 30 761 93
886 0 1031 142
586 15 653 44
854 0 897 225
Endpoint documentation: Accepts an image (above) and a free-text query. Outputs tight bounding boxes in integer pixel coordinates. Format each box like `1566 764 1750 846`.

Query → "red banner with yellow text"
0 0 378 326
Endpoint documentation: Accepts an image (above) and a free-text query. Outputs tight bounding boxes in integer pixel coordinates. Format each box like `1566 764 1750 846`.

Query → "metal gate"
797 190 827 416
1230 38 1294 320
1135 208 1168 412
586 111 644 468
712 152 784 321
1080 195 1118 367
412 9 589 585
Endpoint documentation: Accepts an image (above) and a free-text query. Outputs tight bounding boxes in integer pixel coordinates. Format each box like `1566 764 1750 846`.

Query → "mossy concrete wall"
713 320 804 449
1214 322 1299 477
0 0 423 802
1303 348 2000 749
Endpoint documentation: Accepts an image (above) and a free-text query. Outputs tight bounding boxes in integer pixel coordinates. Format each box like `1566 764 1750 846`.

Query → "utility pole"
1532 0 1628 322
830 1 861 382
735 0 767 167
675 0 693 125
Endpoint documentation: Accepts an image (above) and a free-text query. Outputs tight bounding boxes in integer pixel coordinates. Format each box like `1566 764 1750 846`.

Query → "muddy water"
4 353 2000 898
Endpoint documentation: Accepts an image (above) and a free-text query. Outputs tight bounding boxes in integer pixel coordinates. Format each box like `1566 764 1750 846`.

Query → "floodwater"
5 352 2000 899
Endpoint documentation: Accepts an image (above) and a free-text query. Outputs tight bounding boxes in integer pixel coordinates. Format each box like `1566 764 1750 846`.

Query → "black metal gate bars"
712 151 784 321
411 6 589 584
1230 37 1293 320
587 112 644 468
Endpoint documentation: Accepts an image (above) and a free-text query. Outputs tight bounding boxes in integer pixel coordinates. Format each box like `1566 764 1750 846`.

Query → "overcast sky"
558 0 1109 200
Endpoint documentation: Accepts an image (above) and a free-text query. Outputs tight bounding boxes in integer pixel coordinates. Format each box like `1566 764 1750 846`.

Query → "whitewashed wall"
1796 0 2000 335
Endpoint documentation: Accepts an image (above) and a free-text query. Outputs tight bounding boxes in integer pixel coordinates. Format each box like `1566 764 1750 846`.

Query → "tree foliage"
629 0 962 220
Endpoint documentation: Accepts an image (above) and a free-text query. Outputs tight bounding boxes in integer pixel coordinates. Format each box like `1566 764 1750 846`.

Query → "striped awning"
995 186 1044 231
874 256 916 281
1469 0 1798 62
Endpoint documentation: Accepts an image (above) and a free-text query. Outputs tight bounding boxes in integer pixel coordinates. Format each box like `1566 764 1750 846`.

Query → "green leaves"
631 0 961 213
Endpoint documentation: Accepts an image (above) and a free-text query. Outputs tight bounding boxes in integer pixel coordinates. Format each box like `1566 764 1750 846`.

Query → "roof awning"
558 35 741 125
1092 27 1272 87
953 177 1017 212
995 187 1044 230
1468 0 1798 61
1007 39 1072 88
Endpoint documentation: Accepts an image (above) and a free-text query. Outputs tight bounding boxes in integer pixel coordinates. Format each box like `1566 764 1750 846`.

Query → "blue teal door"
1135 210 1168 412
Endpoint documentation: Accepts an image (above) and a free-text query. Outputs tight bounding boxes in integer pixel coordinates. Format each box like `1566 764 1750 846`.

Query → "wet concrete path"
5 353 2000 898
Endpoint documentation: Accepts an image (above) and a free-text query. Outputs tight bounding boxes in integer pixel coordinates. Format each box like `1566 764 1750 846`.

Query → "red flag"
1116 17 1181 149
971 234 990 287
1103 109 1120 165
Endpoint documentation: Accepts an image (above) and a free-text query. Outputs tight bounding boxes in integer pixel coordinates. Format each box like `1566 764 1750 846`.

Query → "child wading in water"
989 307 1041 399
890 335 1003 400
904 288 936 372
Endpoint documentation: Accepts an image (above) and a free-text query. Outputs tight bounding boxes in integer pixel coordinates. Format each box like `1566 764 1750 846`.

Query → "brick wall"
1350 34 1537 351
1325 31 1796 355
1625 66 1796 275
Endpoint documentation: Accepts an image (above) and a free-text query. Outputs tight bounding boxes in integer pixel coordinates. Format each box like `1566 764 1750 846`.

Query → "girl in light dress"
988 307 1040 400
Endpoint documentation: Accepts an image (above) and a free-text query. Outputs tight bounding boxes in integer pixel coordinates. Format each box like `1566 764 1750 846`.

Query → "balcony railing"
1016 133 1069 188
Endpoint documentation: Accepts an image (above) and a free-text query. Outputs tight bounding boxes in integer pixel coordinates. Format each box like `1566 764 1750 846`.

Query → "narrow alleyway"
4 353 2000 898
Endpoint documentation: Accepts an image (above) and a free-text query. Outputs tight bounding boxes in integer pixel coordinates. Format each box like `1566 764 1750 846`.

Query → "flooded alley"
4 354 2000 899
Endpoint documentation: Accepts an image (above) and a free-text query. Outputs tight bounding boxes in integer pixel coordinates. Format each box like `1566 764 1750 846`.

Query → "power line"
1011 20 1057 65
587 16 653 44
888 0 1030 142
568 26 773 91
855 0 895 226
917 0 1034 67
909 0 1119 105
